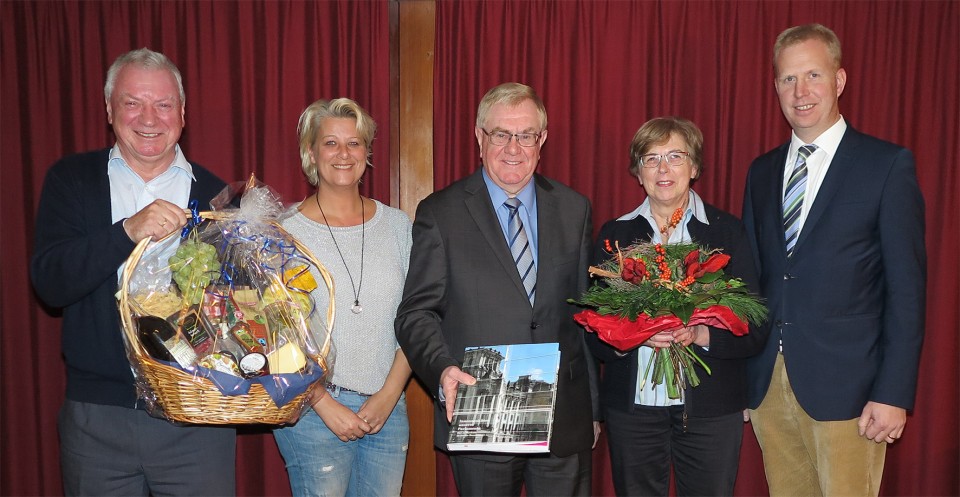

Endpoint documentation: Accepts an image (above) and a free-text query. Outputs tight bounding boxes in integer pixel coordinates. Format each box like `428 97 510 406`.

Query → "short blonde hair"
297 98 376 186
475 82 547 131
774 23 842 73
628 116 704 179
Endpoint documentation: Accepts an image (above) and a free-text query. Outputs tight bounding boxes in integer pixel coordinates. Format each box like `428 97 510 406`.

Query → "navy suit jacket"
742 125 926 421
395 170 598 457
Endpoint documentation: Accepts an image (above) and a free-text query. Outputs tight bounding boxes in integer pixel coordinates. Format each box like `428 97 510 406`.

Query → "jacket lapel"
792 127 861 255
462 171 529 301
530 176 557 311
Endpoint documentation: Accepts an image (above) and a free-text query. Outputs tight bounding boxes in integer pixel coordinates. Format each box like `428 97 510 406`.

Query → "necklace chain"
315 192 364 314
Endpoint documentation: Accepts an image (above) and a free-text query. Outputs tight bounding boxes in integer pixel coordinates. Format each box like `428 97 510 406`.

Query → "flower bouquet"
571 240 766 399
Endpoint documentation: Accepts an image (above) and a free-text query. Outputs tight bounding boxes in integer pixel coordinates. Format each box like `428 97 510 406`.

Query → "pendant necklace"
659 205 686 237
316 192 365 314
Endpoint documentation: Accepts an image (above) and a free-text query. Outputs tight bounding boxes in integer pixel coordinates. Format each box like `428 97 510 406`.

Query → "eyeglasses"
481 128 542 147
639 151 690 169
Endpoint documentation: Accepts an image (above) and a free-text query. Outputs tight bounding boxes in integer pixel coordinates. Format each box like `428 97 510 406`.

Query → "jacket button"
783 273 791 280
775 320 783 327
530 322 539 329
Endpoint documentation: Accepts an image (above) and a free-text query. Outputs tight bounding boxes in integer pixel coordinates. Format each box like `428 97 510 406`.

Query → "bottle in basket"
136 315 198 368
263 301 308 374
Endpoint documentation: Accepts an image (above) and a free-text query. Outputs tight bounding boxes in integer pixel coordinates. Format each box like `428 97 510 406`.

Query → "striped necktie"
783 144 817 257
504 197 536 305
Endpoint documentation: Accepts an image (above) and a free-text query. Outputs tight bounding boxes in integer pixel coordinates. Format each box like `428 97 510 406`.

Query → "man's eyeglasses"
481 129 542 147
639 151 690 169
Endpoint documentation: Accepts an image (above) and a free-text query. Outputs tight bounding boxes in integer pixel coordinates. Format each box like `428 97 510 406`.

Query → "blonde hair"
297 98 376 186
774 23 842 72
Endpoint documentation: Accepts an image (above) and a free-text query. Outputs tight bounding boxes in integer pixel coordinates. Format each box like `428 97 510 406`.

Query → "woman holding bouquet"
273 98 412 496
586 117 769 496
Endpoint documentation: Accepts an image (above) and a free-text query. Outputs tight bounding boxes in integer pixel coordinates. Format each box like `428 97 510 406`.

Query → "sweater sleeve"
31 157 137 308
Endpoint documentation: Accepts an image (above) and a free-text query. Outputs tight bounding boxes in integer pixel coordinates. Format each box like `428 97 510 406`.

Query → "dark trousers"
605 405 742 497
450 449 592 497
59 400 236 496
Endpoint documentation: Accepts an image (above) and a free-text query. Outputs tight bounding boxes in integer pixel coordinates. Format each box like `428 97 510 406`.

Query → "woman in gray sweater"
274 98 412 497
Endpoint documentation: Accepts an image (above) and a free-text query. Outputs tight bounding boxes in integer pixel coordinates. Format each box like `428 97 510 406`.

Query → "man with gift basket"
31 48 235 496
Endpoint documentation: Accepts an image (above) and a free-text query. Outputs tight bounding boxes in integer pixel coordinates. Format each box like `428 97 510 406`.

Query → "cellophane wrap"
120 178 336 424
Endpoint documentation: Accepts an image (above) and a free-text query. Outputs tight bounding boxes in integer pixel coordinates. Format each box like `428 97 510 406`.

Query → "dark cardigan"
31 148 226 408
586 202 770 418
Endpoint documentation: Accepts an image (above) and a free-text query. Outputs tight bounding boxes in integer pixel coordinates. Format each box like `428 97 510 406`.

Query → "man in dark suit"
742 24 925 496
395 82 598 496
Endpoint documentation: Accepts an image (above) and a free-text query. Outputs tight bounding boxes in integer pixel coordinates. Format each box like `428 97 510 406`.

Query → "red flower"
686 253 731 279
620 257 648 284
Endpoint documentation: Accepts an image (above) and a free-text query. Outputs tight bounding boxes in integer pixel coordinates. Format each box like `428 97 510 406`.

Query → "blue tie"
504 198 536 305
783 144 817 257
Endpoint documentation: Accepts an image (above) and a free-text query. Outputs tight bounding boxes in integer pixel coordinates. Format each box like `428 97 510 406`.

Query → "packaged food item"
172 306 215 357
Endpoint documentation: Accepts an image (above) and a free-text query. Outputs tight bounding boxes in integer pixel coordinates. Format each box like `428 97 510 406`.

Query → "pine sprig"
571 240 767 326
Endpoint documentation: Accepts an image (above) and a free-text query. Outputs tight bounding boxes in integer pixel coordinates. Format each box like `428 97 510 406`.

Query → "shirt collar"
789 116 847 158
481 168 536 208
618 189 709 226
108 144 195 181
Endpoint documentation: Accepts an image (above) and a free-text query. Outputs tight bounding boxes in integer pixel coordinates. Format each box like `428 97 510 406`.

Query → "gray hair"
475 82 547 131
104 48 184 103
297 98 377 186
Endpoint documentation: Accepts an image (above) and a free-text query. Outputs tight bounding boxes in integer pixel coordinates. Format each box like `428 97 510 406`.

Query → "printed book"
447 342 561 453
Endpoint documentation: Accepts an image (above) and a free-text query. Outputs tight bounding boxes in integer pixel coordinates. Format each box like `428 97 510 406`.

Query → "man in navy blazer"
395 83 599 496
742 24 925 496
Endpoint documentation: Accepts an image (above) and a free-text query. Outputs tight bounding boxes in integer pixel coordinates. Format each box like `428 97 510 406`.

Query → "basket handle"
118 212 336 371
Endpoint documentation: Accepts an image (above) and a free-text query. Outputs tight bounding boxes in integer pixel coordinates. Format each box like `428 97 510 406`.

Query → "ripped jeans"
273 389 408 497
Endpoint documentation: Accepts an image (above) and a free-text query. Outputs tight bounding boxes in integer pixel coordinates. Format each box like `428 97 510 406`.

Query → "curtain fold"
1 2 389 496
433 1 958 496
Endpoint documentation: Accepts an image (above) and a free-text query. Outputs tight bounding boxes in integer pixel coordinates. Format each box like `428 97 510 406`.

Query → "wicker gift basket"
117 180 335 425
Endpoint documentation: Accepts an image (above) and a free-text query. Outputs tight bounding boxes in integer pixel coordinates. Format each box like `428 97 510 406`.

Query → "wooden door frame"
391 1 437 495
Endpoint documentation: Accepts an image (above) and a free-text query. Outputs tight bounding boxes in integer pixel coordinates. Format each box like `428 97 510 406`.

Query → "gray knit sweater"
282 200 411 395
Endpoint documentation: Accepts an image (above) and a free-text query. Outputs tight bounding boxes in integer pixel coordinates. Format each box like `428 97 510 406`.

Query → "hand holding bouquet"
571 240 766 399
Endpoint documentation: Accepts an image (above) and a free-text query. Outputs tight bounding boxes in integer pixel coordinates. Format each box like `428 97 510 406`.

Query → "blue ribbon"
180 199 202 239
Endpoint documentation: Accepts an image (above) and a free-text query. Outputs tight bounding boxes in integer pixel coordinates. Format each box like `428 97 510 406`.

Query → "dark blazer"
395 169 598 457
742 125 926 421
587 203 768 418
31 148 227 408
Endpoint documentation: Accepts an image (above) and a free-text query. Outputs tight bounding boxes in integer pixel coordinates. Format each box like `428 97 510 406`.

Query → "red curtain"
3 1 958 496
1 1 389 496
433 1 959 496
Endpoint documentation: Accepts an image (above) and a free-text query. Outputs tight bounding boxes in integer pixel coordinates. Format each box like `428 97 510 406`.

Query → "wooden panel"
394 1 436 496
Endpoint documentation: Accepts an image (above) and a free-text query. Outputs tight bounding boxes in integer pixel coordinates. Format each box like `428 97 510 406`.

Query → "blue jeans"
274 388 408 497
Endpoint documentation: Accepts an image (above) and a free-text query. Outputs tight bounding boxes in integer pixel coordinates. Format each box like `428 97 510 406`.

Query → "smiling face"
637 133 698 211
775 38 846 143
475 99 547 195
309 117 367 190
106 65 184 175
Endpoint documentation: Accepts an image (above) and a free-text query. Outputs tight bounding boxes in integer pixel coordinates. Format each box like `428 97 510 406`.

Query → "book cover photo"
447 342 561 453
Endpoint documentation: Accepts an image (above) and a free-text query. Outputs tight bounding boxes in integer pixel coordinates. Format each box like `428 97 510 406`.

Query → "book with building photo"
447 343 561 453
